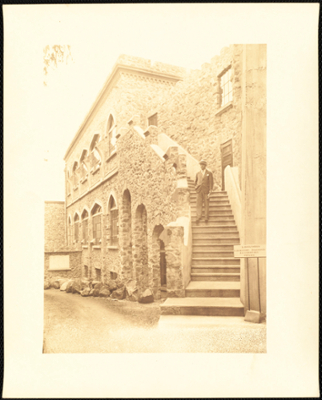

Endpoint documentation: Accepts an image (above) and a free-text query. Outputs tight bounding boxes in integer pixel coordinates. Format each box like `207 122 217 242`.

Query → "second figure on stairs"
195 160 214 223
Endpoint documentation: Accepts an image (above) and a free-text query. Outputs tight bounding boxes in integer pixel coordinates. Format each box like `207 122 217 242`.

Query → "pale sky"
39 4 238 200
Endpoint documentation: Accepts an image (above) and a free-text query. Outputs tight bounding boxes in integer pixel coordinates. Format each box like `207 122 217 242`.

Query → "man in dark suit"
195 160 214 223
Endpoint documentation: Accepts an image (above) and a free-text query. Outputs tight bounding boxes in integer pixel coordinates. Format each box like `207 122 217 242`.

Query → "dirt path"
44 289 266 353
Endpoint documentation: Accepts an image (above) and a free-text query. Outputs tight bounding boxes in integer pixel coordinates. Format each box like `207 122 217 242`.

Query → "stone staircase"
161 178 244 317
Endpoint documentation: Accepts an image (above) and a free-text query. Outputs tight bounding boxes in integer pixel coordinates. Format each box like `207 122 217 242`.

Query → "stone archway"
151 224 165 300
133 204 148 294
121 189 133 280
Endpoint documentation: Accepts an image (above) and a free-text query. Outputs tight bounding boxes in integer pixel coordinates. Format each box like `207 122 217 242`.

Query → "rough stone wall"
116 126 182 295
158 45 243 188
65 61 185 209
66 173 122 283
44 251 82 280
44 201 66 252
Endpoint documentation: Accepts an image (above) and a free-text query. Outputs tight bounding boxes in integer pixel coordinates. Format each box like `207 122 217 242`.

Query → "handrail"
224 165 242 234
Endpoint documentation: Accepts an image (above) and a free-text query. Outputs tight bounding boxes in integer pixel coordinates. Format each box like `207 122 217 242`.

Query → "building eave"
64 63 184 161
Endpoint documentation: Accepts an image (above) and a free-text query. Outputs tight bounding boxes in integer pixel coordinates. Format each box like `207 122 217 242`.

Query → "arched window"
81 209 89 244
72 161 79 187
74 213 79 243
68 217 72 246
107 114 116 156
91 204 102 245
89 134 101 169
80 150 88 180
108 195 118 246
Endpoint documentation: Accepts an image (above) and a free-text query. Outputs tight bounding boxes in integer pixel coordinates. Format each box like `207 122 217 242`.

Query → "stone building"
57 44 266 321
44 201 82 282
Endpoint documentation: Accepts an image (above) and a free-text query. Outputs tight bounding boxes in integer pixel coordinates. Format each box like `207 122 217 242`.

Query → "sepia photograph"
42 43 267 353
4 3 319 398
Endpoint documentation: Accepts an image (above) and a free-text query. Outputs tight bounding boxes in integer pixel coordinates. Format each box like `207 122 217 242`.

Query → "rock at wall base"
128 293 138 302
60 280 71 291
138 289 154 304
44 281 51 290
94 282 103 291
106 281 117 292
125 280 137 297
99 287 111 297
52 281 60 289
80 288 91 297
111 287 126 300
93 289 100 297
66 280 74 293
71 281 81 294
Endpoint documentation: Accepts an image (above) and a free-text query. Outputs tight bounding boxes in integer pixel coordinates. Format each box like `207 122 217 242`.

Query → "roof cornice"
64 63 183 160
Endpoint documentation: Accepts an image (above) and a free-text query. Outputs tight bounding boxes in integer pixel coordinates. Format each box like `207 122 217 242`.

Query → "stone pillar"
120 190 133 280
133 204 149 296
240 44 267 322
160 226 185 298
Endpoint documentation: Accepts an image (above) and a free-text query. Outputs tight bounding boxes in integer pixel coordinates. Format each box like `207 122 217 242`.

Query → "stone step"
192 213 234 218
192 200 231 205
189 191 228 198
192 257 240 266
191 273 240 282
185 281 240 298
191 265 240 274
191 207 232 212
192 216 235 222
193 232 240 239
193 238 240 245
190 202 231 208
190 197 229 204
192 226 238 233
192 250 235 257
161 297 244 316
191 222 237 230
192 244 235 251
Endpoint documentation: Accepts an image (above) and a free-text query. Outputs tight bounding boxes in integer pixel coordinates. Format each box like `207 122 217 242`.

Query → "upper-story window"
107 114 116 156
79 150 88 180
148 113 158 127
81 209 89 244
72 161 79 187
89 134 101 170
91 204 102 245
108 196 118 246
219 67 233 107
74 213 79 243
68 217 72 246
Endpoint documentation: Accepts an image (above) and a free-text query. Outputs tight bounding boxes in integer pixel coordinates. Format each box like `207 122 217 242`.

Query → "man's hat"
199 160 207 165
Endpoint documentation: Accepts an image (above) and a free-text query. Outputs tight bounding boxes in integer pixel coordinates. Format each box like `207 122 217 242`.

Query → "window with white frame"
91 204 102 245
107 115 116 156
81 209 89 244
108 196 119 246
74 214 79 243
220 67 233 107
